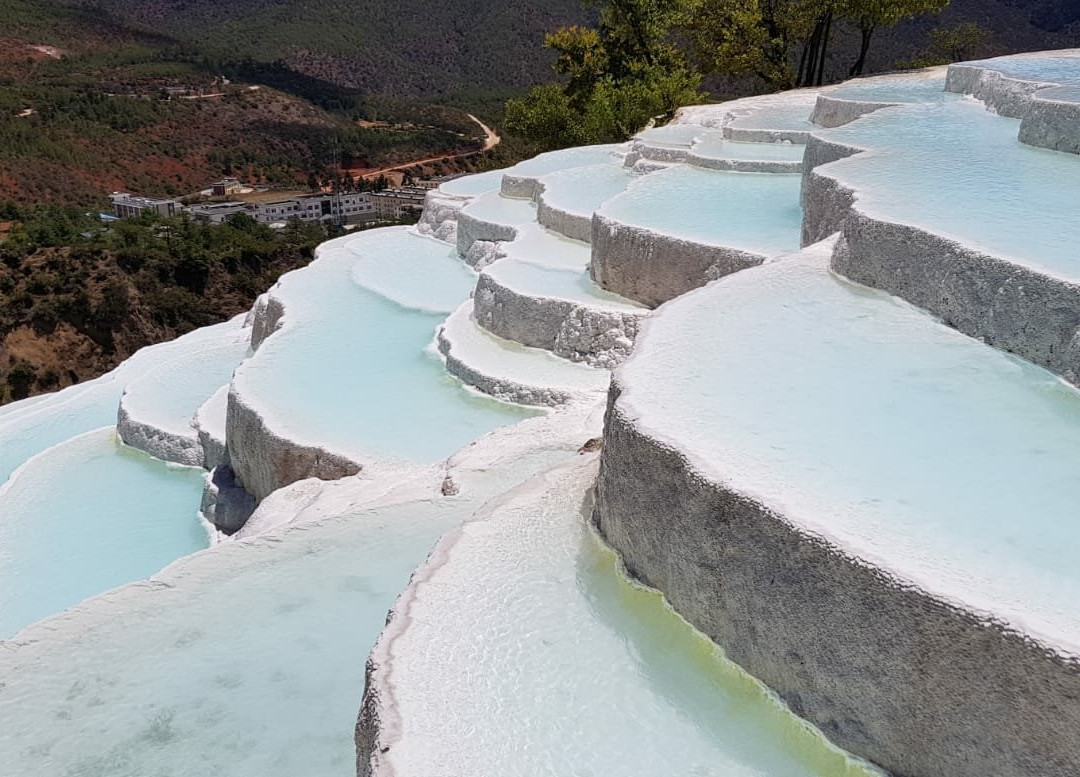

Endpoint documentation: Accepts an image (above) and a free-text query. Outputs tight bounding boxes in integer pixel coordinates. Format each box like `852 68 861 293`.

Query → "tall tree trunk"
796 37 812 88
814 11 833 86
799 16 826 88
849 25 875 77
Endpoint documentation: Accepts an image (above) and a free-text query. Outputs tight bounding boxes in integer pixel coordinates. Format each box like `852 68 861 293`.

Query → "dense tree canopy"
508 0 954 149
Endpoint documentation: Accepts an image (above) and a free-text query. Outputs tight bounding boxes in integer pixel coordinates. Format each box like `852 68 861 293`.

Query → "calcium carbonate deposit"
2 49 1079 777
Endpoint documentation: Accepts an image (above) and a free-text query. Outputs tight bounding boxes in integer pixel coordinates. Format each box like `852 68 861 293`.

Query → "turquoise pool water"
233 229 536 464
599 165 803 254
0 428 206 638
539 163 633 216
821 97 1080 279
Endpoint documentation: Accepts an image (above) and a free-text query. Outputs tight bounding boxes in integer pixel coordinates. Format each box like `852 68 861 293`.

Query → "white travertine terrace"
498 143 626 199
436 300 610 405
592 164 803 306
595 242 1080 777
802 67 1080 385
945 49 1080 154
117 316 250 466
358 455 882 777
5 50 1080 777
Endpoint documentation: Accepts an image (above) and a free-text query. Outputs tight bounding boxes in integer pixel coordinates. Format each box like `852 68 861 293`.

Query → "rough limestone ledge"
416 189 470 243
116 397 203 467
627 140 692 165
455 209 519 259
946 59 1080 156
724 125 810 143
590 212 765 308
593 379 1080 777
686 152 802 174
799 134 862 245
945 62 1045 118
194 384 230 470
810 94 898 128
462 239 503 270
536 194 592 243
802 122 1080 384
435 326 577 407
249 292 286 351
233 286 362 498
1019 86 1080 155
500 173 543 200
472 271 645 368
630 138 803 174
832 215 1080 384
225 385 363 502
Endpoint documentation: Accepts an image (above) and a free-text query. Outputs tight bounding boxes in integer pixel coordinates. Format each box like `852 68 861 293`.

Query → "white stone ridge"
249 292 286 351
590 212 766 307
225 381 363 503
809 94 899 128
415 189 469 243
454 194 533 259
435 300 610 406
497 144 628 200
684 150 803 173
227 239 369 500
194 383 230 470
535 189 592 242
116 399 202 467
800 98 1080 385
473 259 646 368
532 165 636 243
675 89 822 144
1021 85 1080 155
945 50 1080 154
116 315 250 468
595 242 1080 777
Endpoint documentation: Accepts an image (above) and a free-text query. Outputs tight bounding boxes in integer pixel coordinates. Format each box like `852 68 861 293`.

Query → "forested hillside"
56 0 593 99
51 0 1080 99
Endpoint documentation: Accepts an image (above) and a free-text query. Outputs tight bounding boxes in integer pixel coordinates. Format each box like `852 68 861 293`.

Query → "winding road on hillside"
348 114 501 180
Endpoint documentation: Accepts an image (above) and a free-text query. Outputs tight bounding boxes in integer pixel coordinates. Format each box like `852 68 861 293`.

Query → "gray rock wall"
594 380 1080 777
500 174 541 200
947 62 1080 155
810 95 897 128
249 293 286 351
455 210 519 258
800 135 861 245
945 63 1041 118
116 400 203 467
833 214 1080 384
536 197 593 243
590 213 765 307
1019 88 1080 155
472 272 644 367
725 126 810 143
685 154 802 174
416 190 469 243
435 323 581 406
225 386 362 502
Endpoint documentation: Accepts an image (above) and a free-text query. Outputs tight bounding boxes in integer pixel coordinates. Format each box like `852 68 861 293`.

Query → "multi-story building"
369 187 427 220
186 201 249 224
250 192 376 226
109 193 180 220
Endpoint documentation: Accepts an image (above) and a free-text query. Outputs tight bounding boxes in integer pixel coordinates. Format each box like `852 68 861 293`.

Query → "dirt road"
346 114 501 180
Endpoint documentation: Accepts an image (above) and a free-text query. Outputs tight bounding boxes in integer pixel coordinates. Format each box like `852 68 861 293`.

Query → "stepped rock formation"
2 49 1080 777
